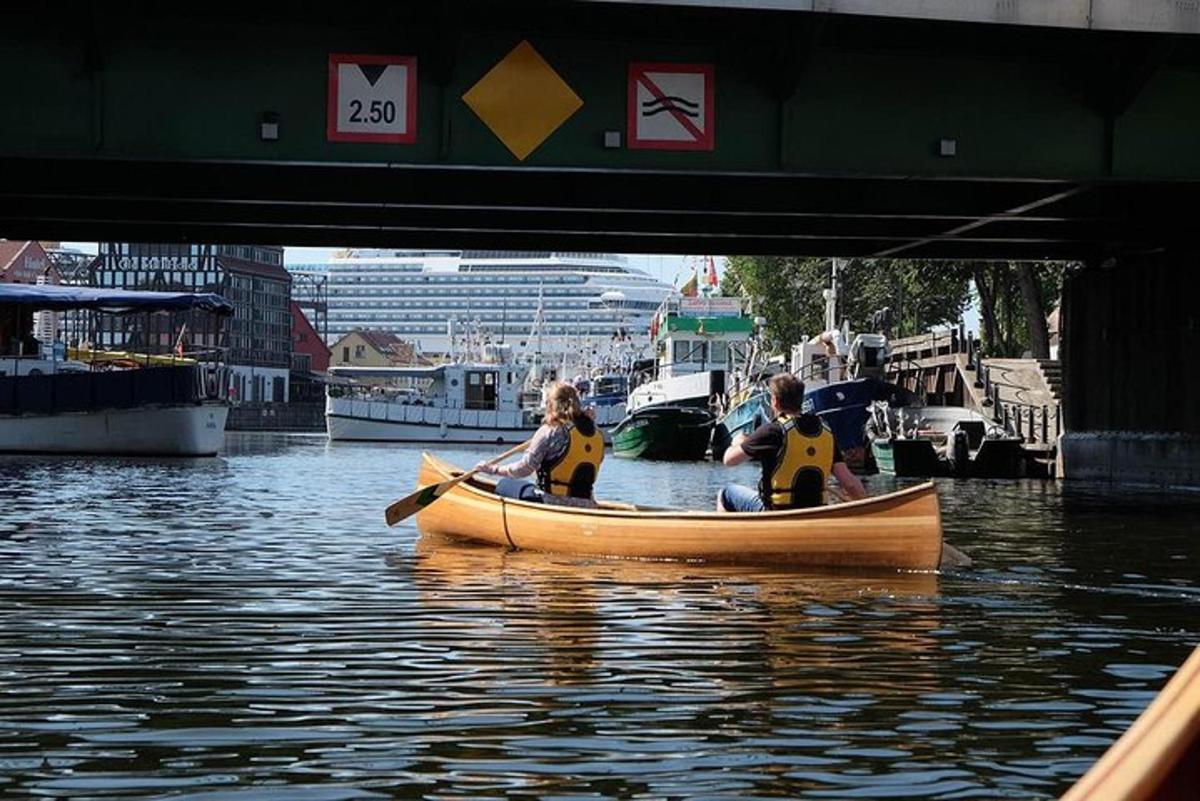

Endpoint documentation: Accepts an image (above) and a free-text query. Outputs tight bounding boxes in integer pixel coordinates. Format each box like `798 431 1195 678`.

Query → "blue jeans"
720 483 765 512
495 477 543 503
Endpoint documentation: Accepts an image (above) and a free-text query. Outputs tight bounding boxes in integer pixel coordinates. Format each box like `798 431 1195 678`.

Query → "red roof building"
291 301 330 372
0 241 60 285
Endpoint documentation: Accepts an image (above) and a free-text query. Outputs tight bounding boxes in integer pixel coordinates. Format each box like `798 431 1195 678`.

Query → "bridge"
1 1 1198 485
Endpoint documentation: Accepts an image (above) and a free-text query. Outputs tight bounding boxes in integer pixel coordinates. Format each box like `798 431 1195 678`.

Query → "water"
1 433 1198 800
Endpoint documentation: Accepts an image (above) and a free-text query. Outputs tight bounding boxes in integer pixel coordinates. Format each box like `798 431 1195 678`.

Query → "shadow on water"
0 434 1196 799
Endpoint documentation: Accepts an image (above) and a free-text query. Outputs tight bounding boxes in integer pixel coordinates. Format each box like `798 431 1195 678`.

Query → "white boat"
0 284 233 457
326 345 626 445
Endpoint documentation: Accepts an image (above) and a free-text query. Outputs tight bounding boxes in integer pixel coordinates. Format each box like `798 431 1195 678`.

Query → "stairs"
1036 359 1063 402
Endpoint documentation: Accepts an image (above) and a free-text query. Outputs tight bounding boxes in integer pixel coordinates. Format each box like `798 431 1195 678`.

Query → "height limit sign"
627 62 714 151
327 53 417 143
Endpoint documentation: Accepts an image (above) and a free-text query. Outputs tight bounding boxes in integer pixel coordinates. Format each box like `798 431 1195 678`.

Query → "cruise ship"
302 250 674 362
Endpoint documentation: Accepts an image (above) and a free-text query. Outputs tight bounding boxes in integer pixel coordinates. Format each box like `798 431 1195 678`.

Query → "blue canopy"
0 284 234 315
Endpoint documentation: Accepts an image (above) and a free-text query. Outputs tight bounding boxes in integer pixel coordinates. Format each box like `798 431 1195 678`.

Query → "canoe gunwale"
422 451 938 520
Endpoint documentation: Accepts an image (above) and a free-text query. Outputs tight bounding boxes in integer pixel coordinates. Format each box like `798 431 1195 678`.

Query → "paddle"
384 439 531 526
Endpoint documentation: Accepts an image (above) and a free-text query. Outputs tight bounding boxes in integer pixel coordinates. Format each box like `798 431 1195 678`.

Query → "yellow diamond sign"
462 40 583 161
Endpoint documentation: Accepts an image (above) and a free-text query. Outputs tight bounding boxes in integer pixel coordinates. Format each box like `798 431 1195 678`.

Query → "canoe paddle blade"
384 440 531 527
384 482 445 527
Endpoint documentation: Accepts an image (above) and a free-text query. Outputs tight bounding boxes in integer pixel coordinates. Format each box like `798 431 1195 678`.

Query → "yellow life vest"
768 413 836 509
539 418 605 498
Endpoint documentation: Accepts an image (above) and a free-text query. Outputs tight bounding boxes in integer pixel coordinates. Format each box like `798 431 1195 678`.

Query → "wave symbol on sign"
641 96 699 118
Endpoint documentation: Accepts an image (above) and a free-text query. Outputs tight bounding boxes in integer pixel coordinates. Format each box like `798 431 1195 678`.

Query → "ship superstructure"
303 250 673 363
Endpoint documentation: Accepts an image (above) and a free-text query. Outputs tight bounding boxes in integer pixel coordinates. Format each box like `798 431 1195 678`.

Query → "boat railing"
0 363 212 416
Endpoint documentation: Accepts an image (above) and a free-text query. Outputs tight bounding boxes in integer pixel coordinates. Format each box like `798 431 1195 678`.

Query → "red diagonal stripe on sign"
636 72 705 142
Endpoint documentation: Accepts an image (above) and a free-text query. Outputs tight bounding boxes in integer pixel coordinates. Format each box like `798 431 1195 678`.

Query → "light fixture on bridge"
938 138 957 157
260 112 280 142
604 130 622 149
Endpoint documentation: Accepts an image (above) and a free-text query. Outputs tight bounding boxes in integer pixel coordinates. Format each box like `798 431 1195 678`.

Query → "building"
295 250 673 363
330 329 421 368
91 243 293 402
291 301 330 373
0 241 59 285
1 241 62 348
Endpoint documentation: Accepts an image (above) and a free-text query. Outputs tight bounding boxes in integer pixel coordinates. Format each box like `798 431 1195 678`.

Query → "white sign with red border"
327 53 417 143
627 62 714 151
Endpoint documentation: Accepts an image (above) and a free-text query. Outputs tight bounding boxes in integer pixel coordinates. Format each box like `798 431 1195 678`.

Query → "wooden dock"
886 330 1062 477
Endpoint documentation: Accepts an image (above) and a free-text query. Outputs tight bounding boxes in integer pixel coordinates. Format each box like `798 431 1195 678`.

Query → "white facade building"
297 250 673 364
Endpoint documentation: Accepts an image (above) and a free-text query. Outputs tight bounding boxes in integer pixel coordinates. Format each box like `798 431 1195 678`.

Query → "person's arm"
478 427 552 478
831 462 867 500
723 432 751 466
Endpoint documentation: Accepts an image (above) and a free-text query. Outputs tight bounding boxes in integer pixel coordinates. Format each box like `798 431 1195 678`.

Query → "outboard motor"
949 428 971 476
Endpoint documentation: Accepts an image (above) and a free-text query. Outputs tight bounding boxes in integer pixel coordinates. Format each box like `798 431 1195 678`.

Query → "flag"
704 256 719 288
680 269 698 297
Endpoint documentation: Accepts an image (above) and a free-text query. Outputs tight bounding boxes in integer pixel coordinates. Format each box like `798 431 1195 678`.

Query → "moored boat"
0 284 232 456
868 402 1024 478
612 293 754 460
1061 642 1200 801
414 452 944 569
610 404 713 460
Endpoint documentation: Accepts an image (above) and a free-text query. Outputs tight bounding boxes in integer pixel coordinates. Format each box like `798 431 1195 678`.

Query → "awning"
0 284 234 315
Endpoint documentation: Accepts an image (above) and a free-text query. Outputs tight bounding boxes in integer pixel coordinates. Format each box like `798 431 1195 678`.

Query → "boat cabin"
791 330 891 392
331 343 531 412
649 296 755 381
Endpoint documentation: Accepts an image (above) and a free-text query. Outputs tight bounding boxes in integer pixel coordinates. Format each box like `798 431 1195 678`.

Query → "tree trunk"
972 263 1000 356
1016 261 1050 359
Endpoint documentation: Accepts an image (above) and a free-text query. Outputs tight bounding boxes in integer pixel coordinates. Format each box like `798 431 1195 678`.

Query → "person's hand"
473 461 496 474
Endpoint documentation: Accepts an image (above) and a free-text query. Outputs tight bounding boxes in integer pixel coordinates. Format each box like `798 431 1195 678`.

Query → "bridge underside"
5 156 1200 259
5 2 1200 258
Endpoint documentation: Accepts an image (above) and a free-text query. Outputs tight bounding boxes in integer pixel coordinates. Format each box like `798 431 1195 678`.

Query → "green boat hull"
611 406 714 461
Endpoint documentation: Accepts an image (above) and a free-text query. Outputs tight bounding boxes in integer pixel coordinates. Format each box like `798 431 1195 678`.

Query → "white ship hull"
326 397 620 443
0 403 228 456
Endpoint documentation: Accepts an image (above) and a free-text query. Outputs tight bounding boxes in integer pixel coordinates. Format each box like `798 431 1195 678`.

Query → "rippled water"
1 433 1198 800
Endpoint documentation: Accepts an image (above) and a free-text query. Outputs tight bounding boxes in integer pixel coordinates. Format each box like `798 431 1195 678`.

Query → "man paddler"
717 373 867 512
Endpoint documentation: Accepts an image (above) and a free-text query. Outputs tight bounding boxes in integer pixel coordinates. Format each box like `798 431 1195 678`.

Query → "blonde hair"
543 381 583 426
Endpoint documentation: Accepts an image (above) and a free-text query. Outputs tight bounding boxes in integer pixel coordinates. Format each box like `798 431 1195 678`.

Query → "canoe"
414 452 944 569
1061 643 1200 801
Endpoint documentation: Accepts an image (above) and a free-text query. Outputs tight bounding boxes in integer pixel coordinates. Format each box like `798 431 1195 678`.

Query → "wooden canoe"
1061 643 1200 801
414 452 944 569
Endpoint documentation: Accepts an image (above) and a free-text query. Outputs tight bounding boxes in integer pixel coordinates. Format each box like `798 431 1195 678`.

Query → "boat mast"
824 258 843 333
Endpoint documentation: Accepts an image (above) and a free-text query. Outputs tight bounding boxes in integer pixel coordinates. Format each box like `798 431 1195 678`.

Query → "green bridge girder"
4 1 1200 257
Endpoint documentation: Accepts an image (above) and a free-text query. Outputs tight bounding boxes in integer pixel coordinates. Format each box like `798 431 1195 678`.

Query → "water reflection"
0 434 1197 799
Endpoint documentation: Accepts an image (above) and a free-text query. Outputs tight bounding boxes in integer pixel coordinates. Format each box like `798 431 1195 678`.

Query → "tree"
967 261 1064 358
722 256 972 352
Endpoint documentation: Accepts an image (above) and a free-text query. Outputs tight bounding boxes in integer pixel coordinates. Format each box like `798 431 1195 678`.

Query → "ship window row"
326 273 582 284
460 264 626 274
328 324 625 336
328 286 583 295
329 311 621 321
327 289 590 299
328 300 599 310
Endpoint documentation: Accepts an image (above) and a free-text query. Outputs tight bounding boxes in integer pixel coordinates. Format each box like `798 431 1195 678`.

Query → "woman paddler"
474 381 605 508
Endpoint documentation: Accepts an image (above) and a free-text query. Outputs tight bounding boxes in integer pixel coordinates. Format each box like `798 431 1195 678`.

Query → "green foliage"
969 262 1066 357
722 256 972 352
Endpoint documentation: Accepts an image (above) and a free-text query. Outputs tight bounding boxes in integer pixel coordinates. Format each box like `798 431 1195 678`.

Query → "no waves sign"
327 53 417 143
627 62 714 151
